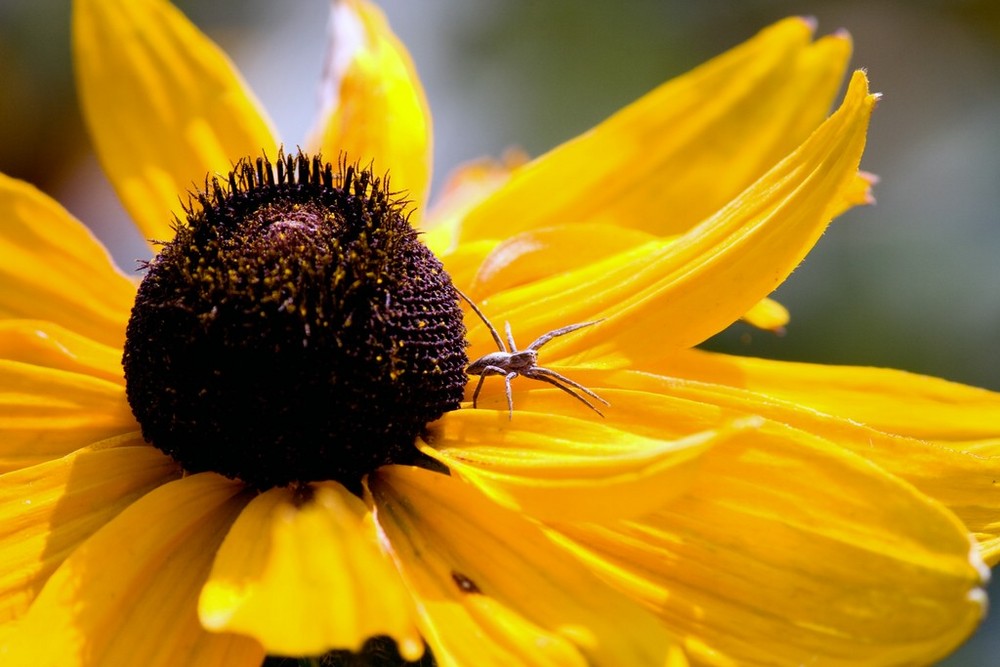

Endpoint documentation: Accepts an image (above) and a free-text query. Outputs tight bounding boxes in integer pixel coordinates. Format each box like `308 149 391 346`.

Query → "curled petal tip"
848 70 882 109
310 0 432 211
854 171 880 206
797 15 819 32
968 586 988 612
828 27 853 48
859 170 881 185
969 539 992 586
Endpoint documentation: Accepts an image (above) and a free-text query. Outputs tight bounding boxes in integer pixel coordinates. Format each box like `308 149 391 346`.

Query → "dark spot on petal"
451 570 481 594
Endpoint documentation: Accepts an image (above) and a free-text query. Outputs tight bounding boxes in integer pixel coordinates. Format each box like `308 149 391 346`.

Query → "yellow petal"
369 466 683 667
587 367 1000 567
199 481 421 659
307 0 432 213
0 174 135 348
447 171 819 341
0 320 124 384
73 0 279 244
426 151 530 289
0 435 179 624
462 72 876 362
552 425 988 667
458 18 852 243
0 474 262 667
423 150 529 257
660 349 1000 441
947 439 1000 457
831 170 878 217
458 225 787 333
421 402 750 522
740 297 789 333
0 361 137 473
438 238 503 302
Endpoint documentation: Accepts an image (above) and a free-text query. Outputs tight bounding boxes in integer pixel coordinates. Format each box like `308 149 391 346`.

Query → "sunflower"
1 0 998 665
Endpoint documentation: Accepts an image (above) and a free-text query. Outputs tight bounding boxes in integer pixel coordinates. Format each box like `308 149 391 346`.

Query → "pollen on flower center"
122 152 468 489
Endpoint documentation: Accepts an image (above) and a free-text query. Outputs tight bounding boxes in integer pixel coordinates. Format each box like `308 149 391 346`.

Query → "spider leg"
504 321 518 352
523 367 608 417
527 319 604 351
471 365 514 412
504 371 518 420
471 374 488 409
529 367 610 406
455 288 507 352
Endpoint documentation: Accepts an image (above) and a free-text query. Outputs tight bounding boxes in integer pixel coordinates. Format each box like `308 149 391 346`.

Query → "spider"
457 290 610 419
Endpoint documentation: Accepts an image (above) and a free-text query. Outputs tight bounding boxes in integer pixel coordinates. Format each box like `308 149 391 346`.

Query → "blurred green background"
1 0 997 664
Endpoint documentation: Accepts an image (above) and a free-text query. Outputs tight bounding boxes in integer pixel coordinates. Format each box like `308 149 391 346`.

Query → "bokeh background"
1 0 997 664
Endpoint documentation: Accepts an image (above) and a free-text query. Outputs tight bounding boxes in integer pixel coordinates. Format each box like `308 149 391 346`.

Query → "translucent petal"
199 482 421 659
438 238 502 302
0 361 137 473
0 174 134 348
457 223 790 349
0 474 262 667
307 0 432 214
73 0 279 244
369 466 683 667
458 18 852 243
462 72 876 362
552 425 988 667
464 224 656 300
0 436 179 624
421 400 753 522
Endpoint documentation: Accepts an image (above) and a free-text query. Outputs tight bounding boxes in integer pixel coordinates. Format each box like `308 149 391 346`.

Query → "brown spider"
457 290 610 419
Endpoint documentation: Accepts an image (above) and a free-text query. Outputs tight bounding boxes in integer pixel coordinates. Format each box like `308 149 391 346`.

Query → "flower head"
1 1 998 666
122 152 468 490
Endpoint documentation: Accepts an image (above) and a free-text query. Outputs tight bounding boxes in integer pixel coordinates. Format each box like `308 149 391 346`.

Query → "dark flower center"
122 152 468 490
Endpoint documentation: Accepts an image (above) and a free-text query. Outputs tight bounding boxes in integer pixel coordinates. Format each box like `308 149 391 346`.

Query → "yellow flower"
0 0 997 666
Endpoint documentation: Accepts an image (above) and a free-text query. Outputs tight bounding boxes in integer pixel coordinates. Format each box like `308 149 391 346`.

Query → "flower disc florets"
123 152 468 489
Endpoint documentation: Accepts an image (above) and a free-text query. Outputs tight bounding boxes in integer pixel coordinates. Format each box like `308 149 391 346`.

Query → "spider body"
466 349 537 376
457 290 609 419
